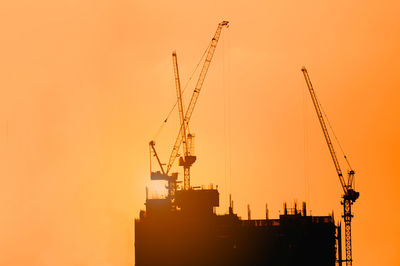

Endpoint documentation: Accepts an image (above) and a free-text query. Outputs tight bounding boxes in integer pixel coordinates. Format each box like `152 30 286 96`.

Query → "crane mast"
301 67 359 266
166 21 229 190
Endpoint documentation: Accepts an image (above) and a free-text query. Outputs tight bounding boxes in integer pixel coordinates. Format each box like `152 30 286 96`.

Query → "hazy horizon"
1 1 399 265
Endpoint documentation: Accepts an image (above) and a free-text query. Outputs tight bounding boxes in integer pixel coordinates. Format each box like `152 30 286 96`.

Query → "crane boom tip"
220 21 229 26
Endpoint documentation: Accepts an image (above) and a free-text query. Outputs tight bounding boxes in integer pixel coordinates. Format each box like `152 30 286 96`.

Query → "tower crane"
148 51 187 200
166 20 229 190
172 51 188 161
301 67 359 266
172 51 197 192
149 21 229 195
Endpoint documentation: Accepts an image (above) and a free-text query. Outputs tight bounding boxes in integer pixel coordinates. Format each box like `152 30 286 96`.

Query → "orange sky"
1 1 400 265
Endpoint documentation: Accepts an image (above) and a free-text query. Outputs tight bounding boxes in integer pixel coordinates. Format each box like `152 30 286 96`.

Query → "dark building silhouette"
135 188 340 266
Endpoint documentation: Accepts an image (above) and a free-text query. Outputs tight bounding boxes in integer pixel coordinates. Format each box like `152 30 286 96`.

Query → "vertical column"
184 166 190 190
343 199 353 266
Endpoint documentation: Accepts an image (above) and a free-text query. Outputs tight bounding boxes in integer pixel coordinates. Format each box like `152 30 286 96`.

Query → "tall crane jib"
301 67 360 266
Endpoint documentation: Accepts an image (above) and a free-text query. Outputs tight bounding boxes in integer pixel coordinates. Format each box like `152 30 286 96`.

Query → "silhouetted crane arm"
166 21 229 174
301 67 347 194
149 140 165 175
172 51 188 156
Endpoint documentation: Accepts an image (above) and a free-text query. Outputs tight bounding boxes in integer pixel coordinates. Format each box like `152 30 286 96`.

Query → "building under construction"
135 189 340 266
135 21 358 266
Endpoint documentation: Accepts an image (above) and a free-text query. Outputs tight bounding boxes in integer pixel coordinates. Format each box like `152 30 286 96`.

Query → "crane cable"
316 93 353 171
223 28 232 197
152 43 211 141
302 81 310 206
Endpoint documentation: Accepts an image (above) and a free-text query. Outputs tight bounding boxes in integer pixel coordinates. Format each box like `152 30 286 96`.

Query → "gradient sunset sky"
1 1 400 265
